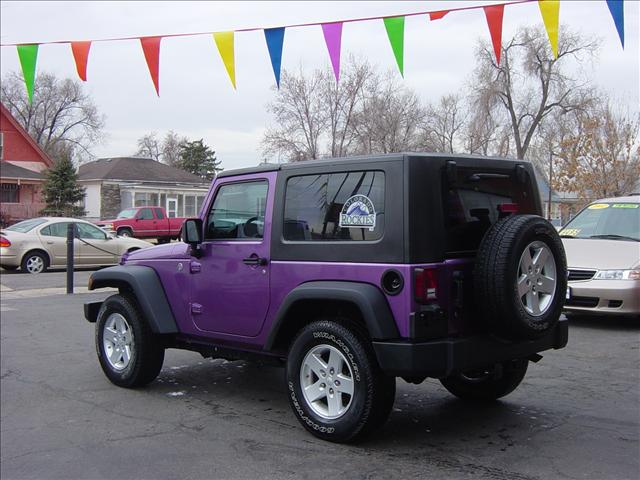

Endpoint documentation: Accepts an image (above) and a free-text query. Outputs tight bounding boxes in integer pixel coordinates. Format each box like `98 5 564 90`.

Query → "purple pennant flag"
322 22 343 82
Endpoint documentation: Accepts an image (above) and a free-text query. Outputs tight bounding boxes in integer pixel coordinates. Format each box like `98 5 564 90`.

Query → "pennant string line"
0 0 535 47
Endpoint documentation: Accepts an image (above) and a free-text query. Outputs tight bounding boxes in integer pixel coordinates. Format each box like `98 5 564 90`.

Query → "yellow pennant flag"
213 31 236 89
538 0 560 58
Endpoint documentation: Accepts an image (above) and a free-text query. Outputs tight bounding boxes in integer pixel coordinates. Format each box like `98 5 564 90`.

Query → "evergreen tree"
41 156 86 217
176 139 223 180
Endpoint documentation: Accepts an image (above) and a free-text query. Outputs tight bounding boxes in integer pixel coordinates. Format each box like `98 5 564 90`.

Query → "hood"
126 242 190 261
562 238 640 270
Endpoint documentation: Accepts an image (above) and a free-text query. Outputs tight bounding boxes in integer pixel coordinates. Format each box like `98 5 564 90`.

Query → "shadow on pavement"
566 314 640 331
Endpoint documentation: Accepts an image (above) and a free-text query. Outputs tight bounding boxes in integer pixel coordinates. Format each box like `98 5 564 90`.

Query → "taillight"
498 203 519 214
0 236 11 248
415 268 438 303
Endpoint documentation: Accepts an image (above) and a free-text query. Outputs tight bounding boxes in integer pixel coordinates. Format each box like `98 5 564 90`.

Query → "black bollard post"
66 222 75 294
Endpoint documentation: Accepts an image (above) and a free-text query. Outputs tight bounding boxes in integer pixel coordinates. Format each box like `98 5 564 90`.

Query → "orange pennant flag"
140 36 162 96
71 41 91 81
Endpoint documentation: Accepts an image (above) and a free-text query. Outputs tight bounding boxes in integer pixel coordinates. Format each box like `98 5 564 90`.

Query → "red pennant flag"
140 36 162 96
70 41 91 81
483 4 504 65
429 10 449 21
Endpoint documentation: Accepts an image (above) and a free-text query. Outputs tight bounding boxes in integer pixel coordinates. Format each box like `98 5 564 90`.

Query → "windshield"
560 202 640 241
4 218 48 233
116 208 138 219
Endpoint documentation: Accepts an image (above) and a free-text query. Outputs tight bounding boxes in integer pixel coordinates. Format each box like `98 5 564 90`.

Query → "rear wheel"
21 251 48 274
95 293 165 388
440 359 529 401
286 320 395 443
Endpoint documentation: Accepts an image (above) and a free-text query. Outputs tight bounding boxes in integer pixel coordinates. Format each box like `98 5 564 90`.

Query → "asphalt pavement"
1 273 638 480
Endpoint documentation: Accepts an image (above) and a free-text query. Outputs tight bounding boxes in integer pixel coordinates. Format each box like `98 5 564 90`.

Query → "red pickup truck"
97 207 185 243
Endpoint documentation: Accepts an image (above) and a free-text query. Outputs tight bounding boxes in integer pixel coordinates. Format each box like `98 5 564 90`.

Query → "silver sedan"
0 217 153 274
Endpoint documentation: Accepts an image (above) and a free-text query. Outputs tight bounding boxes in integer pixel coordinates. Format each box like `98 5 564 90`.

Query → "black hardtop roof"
217 153 527 178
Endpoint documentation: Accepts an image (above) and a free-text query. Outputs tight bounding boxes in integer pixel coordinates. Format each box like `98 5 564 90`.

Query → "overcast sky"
1 1 638 170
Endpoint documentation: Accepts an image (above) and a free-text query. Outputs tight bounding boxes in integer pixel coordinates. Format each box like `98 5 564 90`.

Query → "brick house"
0 102 54 223
78 157 210 220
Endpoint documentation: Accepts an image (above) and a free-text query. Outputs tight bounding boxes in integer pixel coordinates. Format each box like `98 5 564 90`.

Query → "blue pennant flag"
606 0 624 48
264 27 285 87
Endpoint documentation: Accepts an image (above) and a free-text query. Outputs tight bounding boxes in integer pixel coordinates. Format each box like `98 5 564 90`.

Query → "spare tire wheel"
474 214 567 340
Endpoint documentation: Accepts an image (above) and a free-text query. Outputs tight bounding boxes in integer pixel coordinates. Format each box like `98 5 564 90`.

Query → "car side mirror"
182 218 203 256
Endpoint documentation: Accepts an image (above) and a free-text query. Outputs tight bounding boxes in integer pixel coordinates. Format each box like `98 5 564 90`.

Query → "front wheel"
286 320 396 443
440 359 529 402
95 293 165 388
117 228 132 238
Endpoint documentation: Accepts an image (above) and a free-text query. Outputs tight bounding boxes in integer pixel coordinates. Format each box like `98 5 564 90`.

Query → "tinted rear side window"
284 171 385 241
445 169 536 253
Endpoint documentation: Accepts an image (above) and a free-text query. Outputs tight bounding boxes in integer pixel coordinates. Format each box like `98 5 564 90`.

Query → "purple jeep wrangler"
84 153 568 442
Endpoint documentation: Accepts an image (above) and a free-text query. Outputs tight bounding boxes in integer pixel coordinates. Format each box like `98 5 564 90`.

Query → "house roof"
78 157 208 185
0 161 46 180
0 102 54 168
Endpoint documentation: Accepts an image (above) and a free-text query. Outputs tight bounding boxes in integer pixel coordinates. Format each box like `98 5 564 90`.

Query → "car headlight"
594 269 640 280
104 223 114 230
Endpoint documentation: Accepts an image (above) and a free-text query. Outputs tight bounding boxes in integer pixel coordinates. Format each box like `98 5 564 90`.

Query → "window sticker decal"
612 204 639 209
587 203 610 209
559 228 581 237
339 194 376 231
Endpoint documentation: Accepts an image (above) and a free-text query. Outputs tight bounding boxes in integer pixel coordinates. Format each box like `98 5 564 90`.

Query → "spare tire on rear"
474 214 567 340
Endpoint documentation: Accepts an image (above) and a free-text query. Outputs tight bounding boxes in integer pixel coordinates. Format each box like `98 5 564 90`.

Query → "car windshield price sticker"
339 194 376 231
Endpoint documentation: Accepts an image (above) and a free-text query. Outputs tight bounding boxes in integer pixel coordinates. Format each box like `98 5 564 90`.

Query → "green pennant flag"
17 44 39 103
384 16 405 76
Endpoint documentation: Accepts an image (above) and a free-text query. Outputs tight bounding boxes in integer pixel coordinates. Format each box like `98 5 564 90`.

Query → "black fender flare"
85 265 178 334
264 281 399 351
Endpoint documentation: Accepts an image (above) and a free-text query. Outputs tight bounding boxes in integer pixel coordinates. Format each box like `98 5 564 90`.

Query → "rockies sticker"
339 194 376 231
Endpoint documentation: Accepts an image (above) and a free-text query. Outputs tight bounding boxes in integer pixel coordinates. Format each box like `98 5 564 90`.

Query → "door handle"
242 255 268 266
46 241 54 245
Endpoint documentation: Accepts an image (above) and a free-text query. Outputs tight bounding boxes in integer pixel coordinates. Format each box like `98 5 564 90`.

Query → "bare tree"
1 71 105 162
135 132 161 161
262 67 326 162
352 71 425 154
468 26 599 159
134 130 188 165
420 94 466 153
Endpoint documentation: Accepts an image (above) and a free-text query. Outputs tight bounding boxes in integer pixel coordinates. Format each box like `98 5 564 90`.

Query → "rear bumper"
372 319 568 378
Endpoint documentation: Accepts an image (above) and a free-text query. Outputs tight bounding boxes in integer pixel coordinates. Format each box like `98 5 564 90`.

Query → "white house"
78 157 210 220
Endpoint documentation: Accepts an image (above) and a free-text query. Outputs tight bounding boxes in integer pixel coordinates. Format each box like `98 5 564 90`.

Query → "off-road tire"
286 320 396 443
95 293 165 388
440 359 529 401
475 214 567 340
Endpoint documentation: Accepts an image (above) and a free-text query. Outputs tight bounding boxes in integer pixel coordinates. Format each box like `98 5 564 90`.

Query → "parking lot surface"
1 273 638 479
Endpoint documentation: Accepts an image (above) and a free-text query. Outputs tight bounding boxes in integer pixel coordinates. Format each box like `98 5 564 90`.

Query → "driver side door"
189 176 273 337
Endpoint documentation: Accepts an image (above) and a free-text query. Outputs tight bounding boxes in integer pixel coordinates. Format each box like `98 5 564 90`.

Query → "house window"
196 195 205 214
1 183 19 203
184 195 196 217
134 192 158 207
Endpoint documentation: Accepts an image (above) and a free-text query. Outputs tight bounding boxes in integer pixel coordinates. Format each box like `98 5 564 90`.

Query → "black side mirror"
182 218 203 256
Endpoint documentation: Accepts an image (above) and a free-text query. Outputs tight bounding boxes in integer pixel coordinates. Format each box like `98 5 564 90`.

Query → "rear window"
283 171 385 242
445 169 536 253
5 218 47 233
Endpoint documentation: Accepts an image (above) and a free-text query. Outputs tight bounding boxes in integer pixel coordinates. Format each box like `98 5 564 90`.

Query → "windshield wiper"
589 234 639 242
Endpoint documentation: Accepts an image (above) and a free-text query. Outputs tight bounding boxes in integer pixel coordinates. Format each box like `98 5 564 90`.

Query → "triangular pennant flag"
71 41 91 81
140 36 162 96
429 11 449 21
383 17 405 77
213 31 236 89
264 27 285 88
606 0 624 48
17 44 39 103
538 0 560 58
484 4 504 65
322 22 343 82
